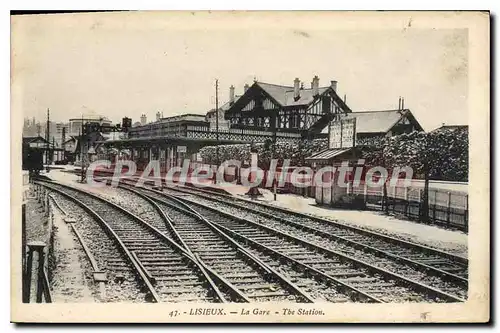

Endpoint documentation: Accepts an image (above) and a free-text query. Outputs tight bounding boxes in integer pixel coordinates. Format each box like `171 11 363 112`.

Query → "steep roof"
342 109 418 134
256 82 292 105
284 87 331 106
23 135 49 144
430 124 468 132
257 82 331 107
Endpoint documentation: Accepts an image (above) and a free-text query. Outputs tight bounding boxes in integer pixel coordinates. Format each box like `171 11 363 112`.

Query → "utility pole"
52 137 55 162
215 79 219 184
45 108 50 169
80 115 84 182
272 110 277 201
61 127 66 162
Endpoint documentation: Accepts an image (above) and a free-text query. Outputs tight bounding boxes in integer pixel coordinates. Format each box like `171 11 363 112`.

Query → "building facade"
339 108 424 147
224 77 350 139
68 114 112 137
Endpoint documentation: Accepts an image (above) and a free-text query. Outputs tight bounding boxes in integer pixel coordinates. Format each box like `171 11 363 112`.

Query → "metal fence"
351 184 468 231
144 163 469 232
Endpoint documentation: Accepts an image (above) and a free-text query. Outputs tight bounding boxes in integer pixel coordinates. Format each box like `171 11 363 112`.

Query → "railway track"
124 186 382 303
113 186 323 303
122 184 465 303
36 180 246 303
47 191 142 302
132 181 468 297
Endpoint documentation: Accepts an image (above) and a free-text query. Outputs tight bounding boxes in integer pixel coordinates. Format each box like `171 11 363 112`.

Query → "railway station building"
98 76 353 170
96 76 426 177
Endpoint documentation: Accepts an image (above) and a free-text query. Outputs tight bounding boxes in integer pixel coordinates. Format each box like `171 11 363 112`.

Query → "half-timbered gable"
225 77 351 139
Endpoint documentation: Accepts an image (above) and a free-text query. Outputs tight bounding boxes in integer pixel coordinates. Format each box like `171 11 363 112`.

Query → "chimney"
330 80 338 92
312 75 320 96
140 114 147 125
294 78 300 101
229 85 235 104
244 83 249 93
156 112 161 122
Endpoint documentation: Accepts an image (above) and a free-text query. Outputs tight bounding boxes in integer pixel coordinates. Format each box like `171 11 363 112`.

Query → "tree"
370 129 469 222
198 138 329 169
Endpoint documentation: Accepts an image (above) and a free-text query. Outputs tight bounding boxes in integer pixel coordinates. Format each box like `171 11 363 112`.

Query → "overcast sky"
12 12 468 131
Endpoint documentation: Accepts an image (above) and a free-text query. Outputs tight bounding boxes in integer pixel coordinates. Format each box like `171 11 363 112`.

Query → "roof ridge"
284 86 332 93
352 109 409 113
256 81 294 88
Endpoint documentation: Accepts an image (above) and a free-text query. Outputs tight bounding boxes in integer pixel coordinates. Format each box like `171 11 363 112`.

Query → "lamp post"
214 79 219 184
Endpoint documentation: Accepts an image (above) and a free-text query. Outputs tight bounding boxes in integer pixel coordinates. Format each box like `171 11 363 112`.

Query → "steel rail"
37 180 233 303
139 188 382 303
116 185 258 302
37 181 161 302
157 185 468 288
149 187 466 303
167 182 468 266
125 185 317 303
104 174 466 267
49 195 101 272
48 194 107 299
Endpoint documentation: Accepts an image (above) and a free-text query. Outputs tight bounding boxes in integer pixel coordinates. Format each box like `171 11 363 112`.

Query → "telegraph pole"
215 79 219 183
80 115 84 182
272 110 277 201
52 137 55 162
61 127 66 162
45 108 50 169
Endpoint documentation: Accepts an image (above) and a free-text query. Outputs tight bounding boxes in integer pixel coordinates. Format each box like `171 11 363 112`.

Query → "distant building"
23 118 40 137
308 109 425 164
206 101 234 132
68 114 112 137
62 136 78 153
23 135 52 149
22 135 64 164
65 131 105 165
54 122 70 146
23 118 70 148
430 124 468 133
340 109 424 146
128 114 208 138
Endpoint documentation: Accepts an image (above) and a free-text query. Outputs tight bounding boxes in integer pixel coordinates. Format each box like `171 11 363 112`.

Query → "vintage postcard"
11 11 490 323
